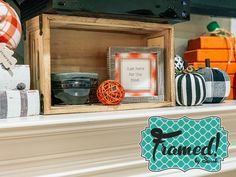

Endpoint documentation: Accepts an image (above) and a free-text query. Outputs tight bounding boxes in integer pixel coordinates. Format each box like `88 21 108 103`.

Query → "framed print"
108 47 164 103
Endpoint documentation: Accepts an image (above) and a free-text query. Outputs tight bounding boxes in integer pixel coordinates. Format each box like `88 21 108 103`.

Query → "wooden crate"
24 14 175 115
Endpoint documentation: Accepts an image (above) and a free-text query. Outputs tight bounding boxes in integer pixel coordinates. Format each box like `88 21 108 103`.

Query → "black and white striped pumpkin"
176 73 206 106
198 59 230 103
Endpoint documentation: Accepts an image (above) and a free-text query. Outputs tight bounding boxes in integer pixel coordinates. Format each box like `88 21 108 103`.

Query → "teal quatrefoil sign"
140 116 229 172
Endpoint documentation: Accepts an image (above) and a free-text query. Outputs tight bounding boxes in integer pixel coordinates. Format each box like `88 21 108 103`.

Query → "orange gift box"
230 74 236 88
187 36 235 50
186 36 236 100
228 88 236 99
190 62 236 74
184 49 235 62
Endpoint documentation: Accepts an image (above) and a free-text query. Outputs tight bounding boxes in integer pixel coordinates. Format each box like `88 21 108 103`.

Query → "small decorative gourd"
176 66 206 106
174 55 185 71
198 59 230 103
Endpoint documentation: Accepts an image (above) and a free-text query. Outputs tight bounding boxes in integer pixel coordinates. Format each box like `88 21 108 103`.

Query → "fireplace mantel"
0 101 236 176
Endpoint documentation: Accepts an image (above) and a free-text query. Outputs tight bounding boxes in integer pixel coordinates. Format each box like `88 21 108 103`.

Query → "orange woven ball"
97 80 125 105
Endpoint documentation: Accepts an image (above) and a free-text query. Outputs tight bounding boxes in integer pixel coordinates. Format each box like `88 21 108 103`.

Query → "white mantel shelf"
0 101 236 177
1 100 236 128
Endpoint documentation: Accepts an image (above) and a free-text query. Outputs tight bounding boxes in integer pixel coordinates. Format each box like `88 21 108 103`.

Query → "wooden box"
24 14 175 115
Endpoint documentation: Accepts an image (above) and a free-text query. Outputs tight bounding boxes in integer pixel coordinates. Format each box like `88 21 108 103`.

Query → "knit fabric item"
0 0 22 49
198 67 230 103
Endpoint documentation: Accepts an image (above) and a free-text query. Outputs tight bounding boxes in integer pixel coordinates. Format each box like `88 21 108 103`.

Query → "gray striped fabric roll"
198 68 230 103
0 90 40 119
176 73 206 106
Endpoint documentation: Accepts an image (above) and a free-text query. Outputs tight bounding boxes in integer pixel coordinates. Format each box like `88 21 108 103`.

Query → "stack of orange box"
184 36 236 99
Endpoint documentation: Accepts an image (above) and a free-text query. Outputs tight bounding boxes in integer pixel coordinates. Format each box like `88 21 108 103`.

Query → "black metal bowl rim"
51 72 98 81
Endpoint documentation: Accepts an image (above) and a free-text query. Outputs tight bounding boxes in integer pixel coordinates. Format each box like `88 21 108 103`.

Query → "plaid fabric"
198 68 230 103
0 1 21 49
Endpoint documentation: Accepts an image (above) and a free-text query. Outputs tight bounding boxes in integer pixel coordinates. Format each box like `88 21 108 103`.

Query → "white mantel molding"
0 101 236 176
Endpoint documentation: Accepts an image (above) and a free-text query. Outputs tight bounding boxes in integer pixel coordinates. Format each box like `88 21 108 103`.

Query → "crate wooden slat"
24 14 175 115
50 102 173 115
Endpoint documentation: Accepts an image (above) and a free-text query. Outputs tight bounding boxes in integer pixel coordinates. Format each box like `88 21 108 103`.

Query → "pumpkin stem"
183 65 196 74
184 60 188 69
205 58 211 67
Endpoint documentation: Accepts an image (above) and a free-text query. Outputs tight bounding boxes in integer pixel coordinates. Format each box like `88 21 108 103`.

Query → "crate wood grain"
24 14 175 115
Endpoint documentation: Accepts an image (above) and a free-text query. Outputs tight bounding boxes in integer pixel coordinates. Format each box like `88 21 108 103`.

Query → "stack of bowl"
51 72 99 105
